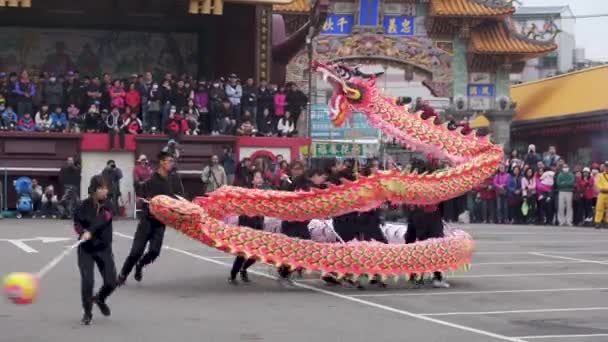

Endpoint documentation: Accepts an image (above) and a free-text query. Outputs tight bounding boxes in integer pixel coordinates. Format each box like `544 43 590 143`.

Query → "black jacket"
74 198 113 252
142 171 185 224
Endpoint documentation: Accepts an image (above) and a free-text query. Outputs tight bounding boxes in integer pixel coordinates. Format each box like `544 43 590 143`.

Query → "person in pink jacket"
273 86 287 118
493 164 511 223
110 80 126 110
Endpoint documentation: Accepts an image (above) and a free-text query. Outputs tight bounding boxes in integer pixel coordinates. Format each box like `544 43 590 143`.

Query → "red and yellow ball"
3 272 38 305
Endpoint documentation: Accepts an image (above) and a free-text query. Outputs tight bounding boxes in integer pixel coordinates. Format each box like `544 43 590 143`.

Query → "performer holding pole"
118 151 184 285
277 163 327 284
228 169 265 284
74 175 117 325
405 158 450 288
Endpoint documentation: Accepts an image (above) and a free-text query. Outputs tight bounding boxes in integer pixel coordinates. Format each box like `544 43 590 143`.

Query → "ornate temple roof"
429 0 515 18
273 0 310 13
469 21 557 55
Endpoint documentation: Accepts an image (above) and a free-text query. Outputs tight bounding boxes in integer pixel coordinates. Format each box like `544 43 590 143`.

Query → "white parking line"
351 287 608 298
513 333 608 340
529 252 608 266
113 232 527 342
422 307 608 317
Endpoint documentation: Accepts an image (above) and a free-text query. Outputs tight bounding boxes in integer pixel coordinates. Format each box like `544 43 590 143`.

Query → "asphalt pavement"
2 219 608 342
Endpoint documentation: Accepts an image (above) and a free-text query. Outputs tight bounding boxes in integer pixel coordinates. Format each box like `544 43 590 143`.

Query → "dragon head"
313 61 379 127
314 60 500 166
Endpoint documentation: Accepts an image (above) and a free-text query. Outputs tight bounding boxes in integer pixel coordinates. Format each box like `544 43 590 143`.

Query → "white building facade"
511 6 577 83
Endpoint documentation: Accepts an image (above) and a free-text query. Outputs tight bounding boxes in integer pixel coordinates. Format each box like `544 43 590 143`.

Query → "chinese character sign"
320 15 354 35
314 143 365 157
467 85 495 97
383 16 414 36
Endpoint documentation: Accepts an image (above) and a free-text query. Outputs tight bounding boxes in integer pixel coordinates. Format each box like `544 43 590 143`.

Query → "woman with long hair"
521 167 537 224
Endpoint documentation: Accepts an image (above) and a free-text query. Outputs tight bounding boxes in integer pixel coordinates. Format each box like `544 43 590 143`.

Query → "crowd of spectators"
13 142 608 230
0 69 309 147
451 145 608 228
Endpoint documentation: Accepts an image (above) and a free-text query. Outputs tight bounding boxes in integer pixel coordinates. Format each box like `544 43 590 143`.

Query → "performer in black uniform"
118 151 184 285
74 175 117 325
228 169 265 284
405 159 450 288
277 164 327 283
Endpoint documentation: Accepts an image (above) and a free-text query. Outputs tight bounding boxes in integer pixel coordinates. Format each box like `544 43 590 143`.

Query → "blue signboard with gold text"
320 15 354 35
467 85 495 97
383 16 414 36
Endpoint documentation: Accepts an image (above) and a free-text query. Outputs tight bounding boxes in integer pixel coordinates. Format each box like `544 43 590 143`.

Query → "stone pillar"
452 35 468 99
485 109 515 149
487 64 515 149
494 64 511 98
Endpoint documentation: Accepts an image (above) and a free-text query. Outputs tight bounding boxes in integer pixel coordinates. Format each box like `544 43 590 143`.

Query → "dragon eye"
337 66 351 80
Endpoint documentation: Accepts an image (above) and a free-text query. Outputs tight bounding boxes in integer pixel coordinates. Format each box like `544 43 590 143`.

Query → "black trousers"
406 210 444 281
78 246 117 313
109 129 125 149
230 257 256 279
120 218 166 277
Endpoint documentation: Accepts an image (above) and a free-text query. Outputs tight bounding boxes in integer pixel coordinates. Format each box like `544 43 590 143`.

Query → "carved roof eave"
426 16 504 39
429 0 515 18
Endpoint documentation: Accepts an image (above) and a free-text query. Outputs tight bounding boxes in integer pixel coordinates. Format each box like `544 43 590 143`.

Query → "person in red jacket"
125 83 141 115
476 177 497 223
122 111 142 135
165 107 187 141
578 167 596 224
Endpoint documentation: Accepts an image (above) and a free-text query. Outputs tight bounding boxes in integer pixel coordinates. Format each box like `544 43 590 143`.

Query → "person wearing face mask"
44 75 64 110
74 175 117 325
118 151 184 285
556 164 575 226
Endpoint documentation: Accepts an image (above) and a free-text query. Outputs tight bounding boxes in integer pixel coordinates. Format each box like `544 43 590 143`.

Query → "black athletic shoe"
321 274 340 286
227 277 238 285
240 270 250 283
94 298 111 317
81 312 92 325
134 264 143 282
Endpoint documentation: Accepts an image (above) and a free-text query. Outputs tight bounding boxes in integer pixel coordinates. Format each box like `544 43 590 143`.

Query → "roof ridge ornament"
470 0 518 9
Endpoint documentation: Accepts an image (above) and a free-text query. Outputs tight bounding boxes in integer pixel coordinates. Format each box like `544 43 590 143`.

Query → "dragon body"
150 61 503 279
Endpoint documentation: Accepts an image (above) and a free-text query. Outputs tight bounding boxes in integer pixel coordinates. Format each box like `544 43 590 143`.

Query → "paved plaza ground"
2 219 608 342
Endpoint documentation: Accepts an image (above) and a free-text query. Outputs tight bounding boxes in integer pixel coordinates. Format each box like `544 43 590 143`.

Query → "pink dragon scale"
149 61 503 279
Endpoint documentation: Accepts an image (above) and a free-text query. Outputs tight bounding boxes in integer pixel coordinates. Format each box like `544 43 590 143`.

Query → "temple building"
274 0 557 148
511 65 608 166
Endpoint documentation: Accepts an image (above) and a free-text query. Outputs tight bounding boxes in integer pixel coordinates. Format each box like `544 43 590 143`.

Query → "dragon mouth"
314 61 361 128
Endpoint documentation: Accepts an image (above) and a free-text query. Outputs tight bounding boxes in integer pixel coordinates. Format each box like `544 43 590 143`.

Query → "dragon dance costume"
147 61 503 282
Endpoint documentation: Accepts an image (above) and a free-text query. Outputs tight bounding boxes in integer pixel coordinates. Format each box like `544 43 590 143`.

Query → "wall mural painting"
0 28 198 78
286 31 453 98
